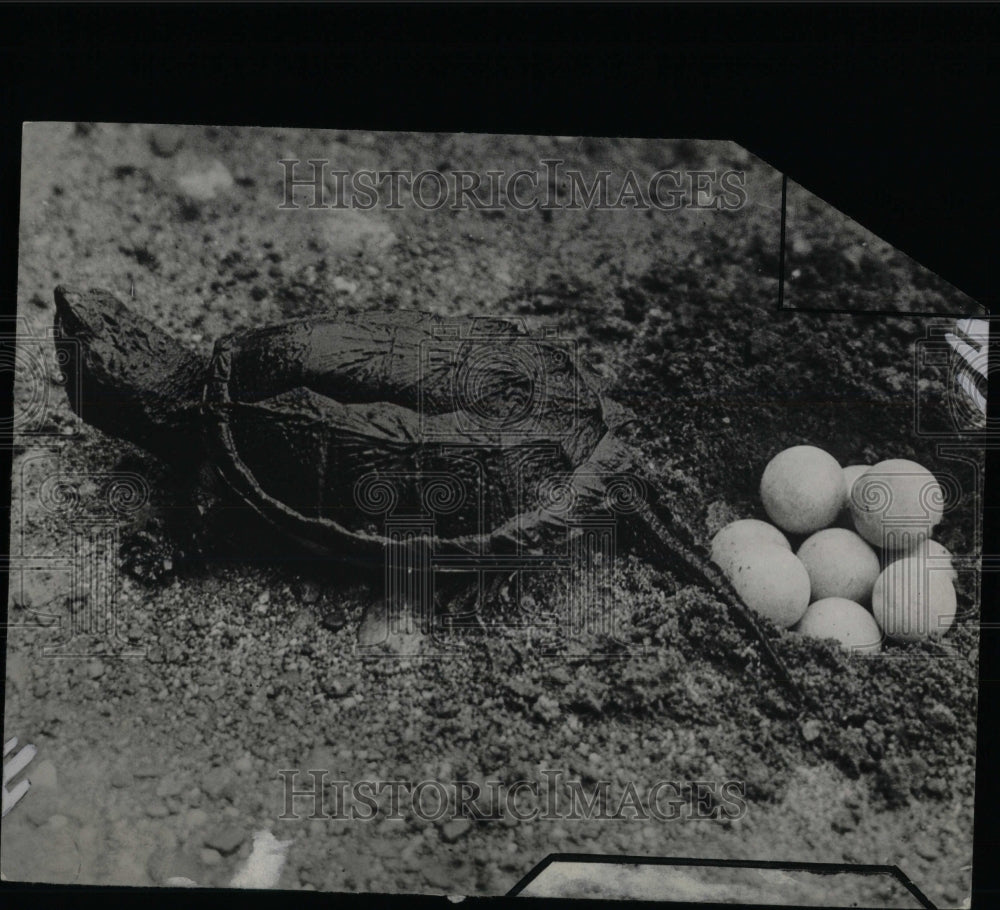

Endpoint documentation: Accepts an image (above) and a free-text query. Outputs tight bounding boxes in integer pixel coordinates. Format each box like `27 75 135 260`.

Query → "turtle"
52 284 797 692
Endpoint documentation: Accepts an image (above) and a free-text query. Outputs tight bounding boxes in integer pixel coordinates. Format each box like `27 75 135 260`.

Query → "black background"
0 4 996 910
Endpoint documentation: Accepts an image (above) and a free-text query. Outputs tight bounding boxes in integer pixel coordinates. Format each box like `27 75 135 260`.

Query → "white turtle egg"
835 464 874 528
728 544 811 629
849 459 944 550
711 519 791 576
889 538 957 582
796 527 881 604
842 465 870 505
871 556 957 642
760 445 845 534
795 597 883 654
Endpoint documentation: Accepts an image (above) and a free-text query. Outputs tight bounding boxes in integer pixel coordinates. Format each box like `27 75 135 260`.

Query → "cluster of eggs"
711 445 956 654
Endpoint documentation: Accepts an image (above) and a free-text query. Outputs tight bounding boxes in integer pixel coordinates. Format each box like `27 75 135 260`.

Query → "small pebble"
25 791 59 826
147 802 170 818
830 809 856 833
156 776 185 798
532 695 560 723
332 276 359 294
441 819 472 843
164 877 198 888
148 848 201 885
204 824 245 855
299 580 321 604
800 720 823 743
32 759 58 791
320 607 348 631
201 766 234 799
325 677 356 698
5 652 30 690
915 838 940 861
177 160 235 201
134 760 169 779
424 861 455 889
150 126 185 157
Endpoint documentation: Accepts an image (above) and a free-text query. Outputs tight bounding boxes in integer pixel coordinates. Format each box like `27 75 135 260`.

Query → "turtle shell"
202 312 609 557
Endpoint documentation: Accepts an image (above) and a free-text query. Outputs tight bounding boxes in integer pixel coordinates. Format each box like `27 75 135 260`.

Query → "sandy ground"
2 123 984 905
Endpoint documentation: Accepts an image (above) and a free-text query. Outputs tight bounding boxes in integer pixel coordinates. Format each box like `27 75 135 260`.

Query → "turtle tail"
575 431 800 698
632 497 802 701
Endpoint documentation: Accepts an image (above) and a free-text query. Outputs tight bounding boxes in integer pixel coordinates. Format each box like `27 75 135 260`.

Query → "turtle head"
54 285 209 461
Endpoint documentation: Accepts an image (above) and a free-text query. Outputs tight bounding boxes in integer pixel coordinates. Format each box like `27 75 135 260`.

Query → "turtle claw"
118 511 203 584
120 527 181 584
435 594 496 672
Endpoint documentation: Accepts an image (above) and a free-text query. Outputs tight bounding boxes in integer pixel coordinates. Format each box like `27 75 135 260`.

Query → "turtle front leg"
119 460 228 583
120 521 180 583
